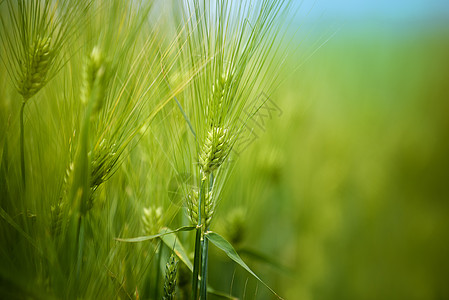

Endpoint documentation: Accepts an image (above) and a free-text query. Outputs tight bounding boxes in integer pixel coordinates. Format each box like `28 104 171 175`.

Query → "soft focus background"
214 0 449 299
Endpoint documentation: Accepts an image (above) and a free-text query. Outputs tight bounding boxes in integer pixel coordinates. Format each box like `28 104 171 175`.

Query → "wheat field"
1 1 448 299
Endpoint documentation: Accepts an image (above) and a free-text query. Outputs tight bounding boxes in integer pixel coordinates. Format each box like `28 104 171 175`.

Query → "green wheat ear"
90 139 117 191
187 188 215 229
50 201 64 238
199 126 232 176
209 73 232 127
81 47 108 113
18 36 53 101
163 254 179 300
142 206 163 236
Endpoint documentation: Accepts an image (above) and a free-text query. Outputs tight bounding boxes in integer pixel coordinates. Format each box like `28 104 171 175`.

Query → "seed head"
18 37 53 100
90 139 117 191
163 254 179 300
50 202 64 238
199 126 232 176
187 188 214 229
209 73 231 126
142 206 163 236
81 46 108 113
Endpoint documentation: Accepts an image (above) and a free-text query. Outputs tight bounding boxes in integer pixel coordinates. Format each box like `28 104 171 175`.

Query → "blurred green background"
213 1 449 299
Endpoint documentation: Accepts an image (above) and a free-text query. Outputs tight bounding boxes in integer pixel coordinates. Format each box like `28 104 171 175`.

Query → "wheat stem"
200 237 209 299
155 241 163 300
192 177 206 299
75 215 85 292
192 227 202 299
19 100 26 187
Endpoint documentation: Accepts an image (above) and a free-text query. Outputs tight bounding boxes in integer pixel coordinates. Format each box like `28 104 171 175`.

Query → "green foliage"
115 226 195 244
1 0 447 300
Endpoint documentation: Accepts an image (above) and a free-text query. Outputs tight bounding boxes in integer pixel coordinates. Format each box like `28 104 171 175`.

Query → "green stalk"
192 178 205 299
72 69 96 292
192 228 202 300
200 173 213 299
155 241 163 300
19 100 26 187
76 215 85 285
200 237 209 299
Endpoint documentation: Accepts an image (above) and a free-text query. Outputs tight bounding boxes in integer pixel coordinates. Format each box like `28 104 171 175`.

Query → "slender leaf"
158 228 237 300
206 231 284 300
115 225 195 243
159 227 194 272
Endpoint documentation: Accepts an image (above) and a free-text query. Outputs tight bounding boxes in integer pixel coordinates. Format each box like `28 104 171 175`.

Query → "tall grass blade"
159 228 194 272
115 225 195 243
206 231 284 300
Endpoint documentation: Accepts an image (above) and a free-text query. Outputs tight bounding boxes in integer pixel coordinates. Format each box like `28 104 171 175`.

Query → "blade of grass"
158 229 237 300
159 227 194 272
206 231 284 300
115 225 195 242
